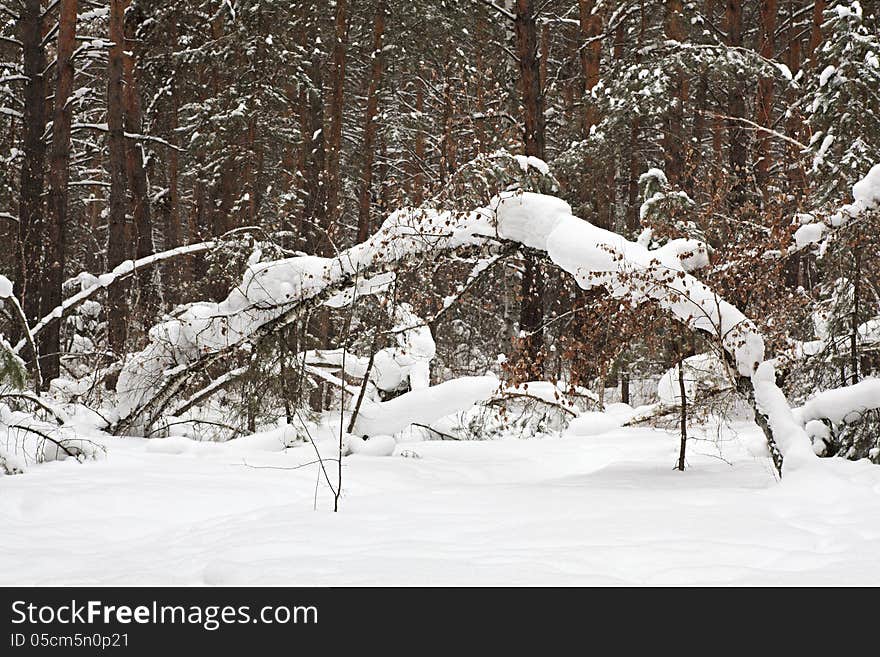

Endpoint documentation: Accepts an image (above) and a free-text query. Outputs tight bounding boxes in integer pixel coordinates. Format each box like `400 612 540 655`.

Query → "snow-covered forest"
1 0 880 585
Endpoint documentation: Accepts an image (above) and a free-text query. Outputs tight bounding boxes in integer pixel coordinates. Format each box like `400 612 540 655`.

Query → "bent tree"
112 190 815 474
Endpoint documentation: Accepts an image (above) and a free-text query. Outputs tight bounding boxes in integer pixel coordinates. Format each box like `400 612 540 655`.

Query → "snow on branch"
794 378 880 427
113 189 816 470
12 240 218 355
351 375 499 437
792 163 880 252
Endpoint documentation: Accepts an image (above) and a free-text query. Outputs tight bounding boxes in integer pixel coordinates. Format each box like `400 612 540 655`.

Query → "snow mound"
352 375 498 437
347 435 397 457
565 412 623 437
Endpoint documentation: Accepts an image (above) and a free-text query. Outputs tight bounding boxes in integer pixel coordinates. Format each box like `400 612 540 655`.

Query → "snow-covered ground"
3 423 880 586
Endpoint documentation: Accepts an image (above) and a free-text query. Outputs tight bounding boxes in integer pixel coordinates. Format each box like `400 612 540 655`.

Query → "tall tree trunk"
664 0 687 186
356 0 387 243
755 0 778 196
326 0 348 232
514 1 545 159
514 0 546 377
726 0 748 205
473 8 487 153
106 0 131 355
578 0 602 133
439 53 456 182
806 0 826 62
42 0 78 385
851 247 861 385
16 0 47 336
412 79 425 205
302 40 327 253
162 33 181 302
123 7 154 313
785 0 806 191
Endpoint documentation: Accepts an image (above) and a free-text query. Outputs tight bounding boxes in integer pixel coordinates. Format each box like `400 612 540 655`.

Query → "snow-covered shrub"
833 409 880 463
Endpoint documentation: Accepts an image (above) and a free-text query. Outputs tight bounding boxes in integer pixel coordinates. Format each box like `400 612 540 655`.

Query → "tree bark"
578 0 602 133
42 0 78 385
302 39 327 253
325 0 348 231
755 0 778 195
806 0 826 62
664 0 687 186
107 0 131 355
123 6 154 312
16 0 47 334
356 0 387 243
162 23 181 302
726 0 748 205
514 0 546 376
851 247 861 385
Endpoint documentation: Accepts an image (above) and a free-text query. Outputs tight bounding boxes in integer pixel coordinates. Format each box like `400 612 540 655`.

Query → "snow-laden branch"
792 163 880 252
794 378 880 427
351 375 499 437
115 208 490 433
12 240 217 354
114 191 816 470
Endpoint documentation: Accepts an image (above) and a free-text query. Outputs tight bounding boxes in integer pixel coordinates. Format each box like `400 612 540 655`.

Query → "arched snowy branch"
114 192 816 471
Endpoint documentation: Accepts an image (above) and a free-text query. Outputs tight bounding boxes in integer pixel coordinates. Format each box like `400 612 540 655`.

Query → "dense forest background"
1 1 879 462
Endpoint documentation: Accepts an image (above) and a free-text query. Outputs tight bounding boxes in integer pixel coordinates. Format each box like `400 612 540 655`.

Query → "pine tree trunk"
16 0 47 336
578 0 602 133
412 80 425 205
302 40 327 252
755 0 778 195
851 247 861 385
726 0 748 205
122 8 154 313
664 0 687 185
514 0 545 377
326 0 348 230
42 0 78 385
807 0 826 62
162 35 181 302
785 0 806 191
106 0 131 355
357 0 387 243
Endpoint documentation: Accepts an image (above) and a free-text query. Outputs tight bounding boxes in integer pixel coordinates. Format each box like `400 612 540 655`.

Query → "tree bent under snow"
113 191 817 472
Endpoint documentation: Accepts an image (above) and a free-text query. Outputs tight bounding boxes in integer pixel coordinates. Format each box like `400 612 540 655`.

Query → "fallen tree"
111 191 815 473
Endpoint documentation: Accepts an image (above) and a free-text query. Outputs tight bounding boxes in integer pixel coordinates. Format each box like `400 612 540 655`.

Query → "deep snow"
3 423 880 586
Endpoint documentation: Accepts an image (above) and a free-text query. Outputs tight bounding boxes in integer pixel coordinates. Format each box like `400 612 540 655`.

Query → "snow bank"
565 412 622 437
351 375 498 437
346 435 397 457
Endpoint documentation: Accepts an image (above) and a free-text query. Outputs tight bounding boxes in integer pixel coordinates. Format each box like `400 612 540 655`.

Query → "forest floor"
3 422 880 585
